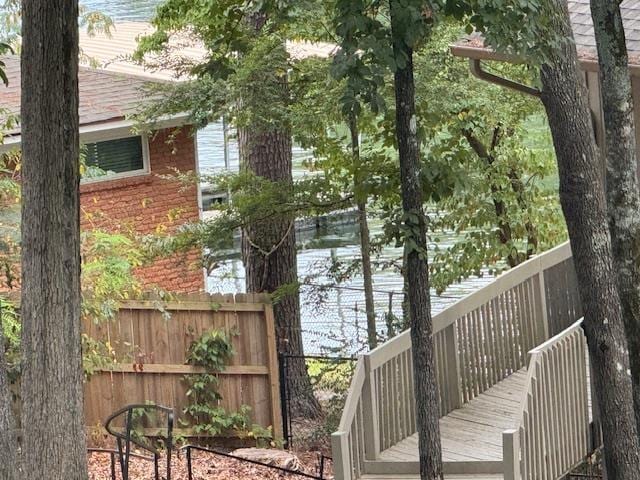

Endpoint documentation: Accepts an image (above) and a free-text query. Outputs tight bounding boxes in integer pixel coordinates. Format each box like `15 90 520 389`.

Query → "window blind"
85 136 144 175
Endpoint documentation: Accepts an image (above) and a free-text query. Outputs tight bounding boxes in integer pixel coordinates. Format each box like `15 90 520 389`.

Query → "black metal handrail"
102 403 174 480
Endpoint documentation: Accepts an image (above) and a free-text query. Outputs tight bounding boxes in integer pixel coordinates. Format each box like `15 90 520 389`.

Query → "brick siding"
80 127 204 293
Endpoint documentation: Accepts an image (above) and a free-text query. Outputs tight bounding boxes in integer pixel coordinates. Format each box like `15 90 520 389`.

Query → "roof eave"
449 44 524 64
0 112 192 154
450 42 640 74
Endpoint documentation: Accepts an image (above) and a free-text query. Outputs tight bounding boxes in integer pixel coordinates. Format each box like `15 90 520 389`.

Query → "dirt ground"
87 448 332 480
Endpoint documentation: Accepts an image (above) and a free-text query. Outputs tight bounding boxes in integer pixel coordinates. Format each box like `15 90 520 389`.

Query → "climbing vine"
182 329 276 446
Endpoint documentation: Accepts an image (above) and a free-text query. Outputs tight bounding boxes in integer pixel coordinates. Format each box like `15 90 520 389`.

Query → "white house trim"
80 134 151 185
0 112 191 153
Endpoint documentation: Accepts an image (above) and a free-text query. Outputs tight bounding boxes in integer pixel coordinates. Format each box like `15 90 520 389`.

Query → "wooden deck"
333 242 593 480
379 369 527 466
361 475 504 480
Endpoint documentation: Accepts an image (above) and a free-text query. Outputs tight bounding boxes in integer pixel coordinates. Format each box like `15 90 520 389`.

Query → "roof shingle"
454 0 640 65
0 55 155 134
569 0 640 56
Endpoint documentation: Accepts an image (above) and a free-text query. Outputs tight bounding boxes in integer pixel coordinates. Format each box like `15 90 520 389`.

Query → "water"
82 0 158 20
82 0 496 354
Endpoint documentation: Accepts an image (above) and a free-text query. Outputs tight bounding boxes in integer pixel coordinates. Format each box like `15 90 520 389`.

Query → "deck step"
361 474 504 480
364 460 503 476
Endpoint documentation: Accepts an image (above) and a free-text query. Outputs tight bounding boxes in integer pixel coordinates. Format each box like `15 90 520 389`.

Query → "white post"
538 271 550 340
362 355 381 460
444 323 462 410
331 431 351 480
503 429 521 480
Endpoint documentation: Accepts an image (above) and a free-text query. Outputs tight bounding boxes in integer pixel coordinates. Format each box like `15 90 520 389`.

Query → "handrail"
332 241 582 480
504 320 590 480
331 360 367 480
335 360 366 433
528 319 583 355
368 241 573 369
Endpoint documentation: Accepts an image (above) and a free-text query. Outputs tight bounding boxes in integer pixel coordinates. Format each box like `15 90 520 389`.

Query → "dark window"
84 136 145 177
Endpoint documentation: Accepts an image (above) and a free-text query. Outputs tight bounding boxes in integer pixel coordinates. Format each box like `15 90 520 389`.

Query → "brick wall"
80 127 204 293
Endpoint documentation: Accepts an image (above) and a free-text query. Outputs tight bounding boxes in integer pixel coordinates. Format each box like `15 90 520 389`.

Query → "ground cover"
87 449 331 480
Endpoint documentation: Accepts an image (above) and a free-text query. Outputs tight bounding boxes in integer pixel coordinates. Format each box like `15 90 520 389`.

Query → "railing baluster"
457 318 468 404
495 294 504 378
504 322 591 480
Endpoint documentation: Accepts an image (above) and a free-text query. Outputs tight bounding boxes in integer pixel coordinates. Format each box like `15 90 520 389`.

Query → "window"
82 135 149 182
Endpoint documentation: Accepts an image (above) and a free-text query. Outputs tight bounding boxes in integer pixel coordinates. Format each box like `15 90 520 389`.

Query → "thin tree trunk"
20 1 88 479
357 200 377 348
349 115 377 349
590 0 640 436
390 2 443 479
540 1 640 476
0 308 17 480
463 128 538 265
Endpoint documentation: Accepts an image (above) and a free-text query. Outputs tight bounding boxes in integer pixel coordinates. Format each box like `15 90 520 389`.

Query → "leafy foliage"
132 0 565 309
182 329 276 446
0 1 113 47
438 0 566 64
326 17 565 292
0 299 19 382
0 151 171 377
410 23 566 290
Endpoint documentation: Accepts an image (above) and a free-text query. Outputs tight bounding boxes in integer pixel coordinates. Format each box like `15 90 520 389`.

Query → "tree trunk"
390 2 443 479
0 308 17 480
20 1 88 479
349 115 377 349
357 200 377 348
239 133 321 422
539 1 640 476
590 0 640 436
238 15 320 420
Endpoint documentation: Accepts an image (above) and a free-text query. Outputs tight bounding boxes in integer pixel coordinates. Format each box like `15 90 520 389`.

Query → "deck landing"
378 369 527 466
361 475 503 480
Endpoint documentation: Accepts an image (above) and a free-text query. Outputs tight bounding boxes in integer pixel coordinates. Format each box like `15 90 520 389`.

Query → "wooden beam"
263 304 284 440
95 364 270 375
119 299 266 313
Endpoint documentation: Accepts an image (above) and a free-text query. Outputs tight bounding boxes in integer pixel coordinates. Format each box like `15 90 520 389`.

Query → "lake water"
81 0 495 354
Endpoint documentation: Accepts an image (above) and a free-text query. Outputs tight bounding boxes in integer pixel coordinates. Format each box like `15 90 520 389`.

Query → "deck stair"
332 242 595 480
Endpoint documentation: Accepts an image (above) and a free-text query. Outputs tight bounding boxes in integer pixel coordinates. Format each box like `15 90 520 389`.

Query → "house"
450 0 640 172
0 55 205 293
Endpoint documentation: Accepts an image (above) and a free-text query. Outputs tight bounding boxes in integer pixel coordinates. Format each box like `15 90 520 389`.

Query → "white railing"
503 320 590 480
332 241 584 480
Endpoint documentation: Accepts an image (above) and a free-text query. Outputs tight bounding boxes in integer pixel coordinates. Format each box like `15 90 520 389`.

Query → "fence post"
362 355 380 460
444 322 462 410
278 354 290 448
331 432 351 480
503 429 521 480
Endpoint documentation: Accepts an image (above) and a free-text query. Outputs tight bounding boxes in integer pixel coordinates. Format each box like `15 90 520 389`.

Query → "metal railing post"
186 446 193 480
278 353 290 449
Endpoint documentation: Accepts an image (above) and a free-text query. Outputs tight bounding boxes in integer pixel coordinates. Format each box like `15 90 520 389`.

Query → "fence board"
83 293 282 440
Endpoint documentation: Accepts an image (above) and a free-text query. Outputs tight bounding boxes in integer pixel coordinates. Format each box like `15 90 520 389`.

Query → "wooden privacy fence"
332 241 584 480
503 320 590 480
83 293 283 439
